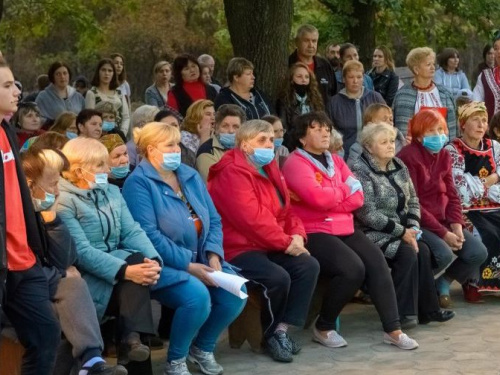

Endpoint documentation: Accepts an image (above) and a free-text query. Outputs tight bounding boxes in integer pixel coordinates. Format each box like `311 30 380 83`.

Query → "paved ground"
149 284 500 375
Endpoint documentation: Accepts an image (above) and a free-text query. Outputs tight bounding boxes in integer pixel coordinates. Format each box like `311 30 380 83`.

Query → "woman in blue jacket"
122 122 246 375
57 137 162 366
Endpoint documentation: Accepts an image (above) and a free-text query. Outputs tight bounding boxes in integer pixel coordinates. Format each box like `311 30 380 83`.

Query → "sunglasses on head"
17 101 38 108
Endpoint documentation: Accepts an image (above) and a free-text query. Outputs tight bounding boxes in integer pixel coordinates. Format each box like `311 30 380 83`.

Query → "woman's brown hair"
280 62 324 113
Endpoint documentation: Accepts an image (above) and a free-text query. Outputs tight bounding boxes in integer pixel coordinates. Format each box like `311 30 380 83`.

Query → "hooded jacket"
122 160 228 288
57 178 160 320
207 148 306 261
35 83 85 121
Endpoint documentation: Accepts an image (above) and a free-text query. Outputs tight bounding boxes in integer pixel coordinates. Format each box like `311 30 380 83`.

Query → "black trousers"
230 251 320 338
307 230 400 333
105 279 156 339
467 210 500 290
387 241 439 317
3 262 61 375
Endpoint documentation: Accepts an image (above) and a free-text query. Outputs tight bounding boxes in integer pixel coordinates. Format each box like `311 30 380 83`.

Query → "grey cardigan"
351 150 420 259
392 83 457 140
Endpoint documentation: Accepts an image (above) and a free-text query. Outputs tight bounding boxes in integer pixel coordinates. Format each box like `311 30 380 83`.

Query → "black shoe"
285 332 302 355
266 331 293 363
419 310 455 325
400 316 418 330
84 361 128 375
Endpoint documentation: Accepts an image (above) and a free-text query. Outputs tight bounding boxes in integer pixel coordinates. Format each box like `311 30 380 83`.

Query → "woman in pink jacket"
282 111 418 350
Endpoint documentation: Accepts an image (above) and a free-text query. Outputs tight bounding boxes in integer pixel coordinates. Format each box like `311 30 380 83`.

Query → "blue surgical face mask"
66 131 77 139
218 133 236 149
422 134 448 153
32 186 56 212
110 163 130 179
84 169 108 190
274 138 284 148
160 151 181 171
102 121 116 132
249 148 275 167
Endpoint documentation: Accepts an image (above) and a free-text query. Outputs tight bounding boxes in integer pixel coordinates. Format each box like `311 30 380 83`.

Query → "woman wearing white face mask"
57 136 163 366
122 122 246 375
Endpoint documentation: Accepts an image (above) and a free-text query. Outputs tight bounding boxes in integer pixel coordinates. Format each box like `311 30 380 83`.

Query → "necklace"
411 80 434 91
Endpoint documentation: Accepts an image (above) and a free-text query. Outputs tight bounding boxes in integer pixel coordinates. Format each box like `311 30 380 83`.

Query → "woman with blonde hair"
57 136 162 365
393 47 457 140
327 60 385 160
145 61 172 108
352 122 455 327
181 99 215 154
122 122 245 375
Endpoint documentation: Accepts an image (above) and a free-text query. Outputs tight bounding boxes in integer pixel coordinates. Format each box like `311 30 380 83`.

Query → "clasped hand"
125 258 161 286
285 234 309 257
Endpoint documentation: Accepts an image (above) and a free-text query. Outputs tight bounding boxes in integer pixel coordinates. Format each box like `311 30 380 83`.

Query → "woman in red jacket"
207 119 320 363
398 109 487 307
282 111 418 351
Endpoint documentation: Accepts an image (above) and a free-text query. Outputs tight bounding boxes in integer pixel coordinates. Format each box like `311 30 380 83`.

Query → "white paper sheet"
207 271 249 299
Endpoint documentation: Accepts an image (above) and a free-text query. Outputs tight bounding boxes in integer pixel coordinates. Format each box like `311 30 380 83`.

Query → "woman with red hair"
398 109 487 308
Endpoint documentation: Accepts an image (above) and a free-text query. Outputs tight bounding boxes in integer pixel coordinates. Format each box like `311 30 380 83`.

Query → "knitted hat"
99 133 124 154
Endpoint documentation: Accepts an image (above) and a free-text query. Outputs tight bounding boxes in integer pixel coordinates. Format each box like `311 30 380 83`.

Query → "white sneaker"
312 326 347 348
383 332 419 350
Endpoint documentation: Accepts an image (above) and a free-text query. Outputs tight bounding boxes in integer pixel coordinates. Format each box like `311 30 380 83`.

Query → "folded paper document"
208 271 249 299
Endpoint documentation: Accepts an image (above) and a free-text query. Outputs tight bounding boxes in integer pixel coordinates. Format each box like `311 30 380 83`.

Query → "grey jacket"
351 150 420 259
35 84 85 121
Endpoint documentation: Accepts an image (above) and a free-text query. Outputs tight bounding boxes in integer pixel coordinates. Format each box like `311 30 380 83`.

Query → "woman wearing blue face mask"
122 122 246 375
100 133 132 190
208 120 320 363
262 115 289 169
398 109 488 308
23 148 129 375
96 101 127 142
57 137 163 366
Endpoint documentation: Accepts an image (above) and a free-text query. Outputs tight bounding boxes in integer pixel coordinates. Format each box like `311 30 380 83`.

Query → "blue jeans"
152 267 246 361
421 228 488 283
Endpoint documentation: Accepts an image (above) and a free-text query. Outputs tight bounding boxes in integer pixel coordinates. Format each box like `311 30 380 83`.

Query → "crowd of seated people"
3 22 500 375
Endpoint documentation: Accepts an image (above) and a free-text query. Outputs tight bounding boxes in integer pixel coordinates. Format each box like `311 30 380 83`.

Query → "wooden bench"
0 328 24 375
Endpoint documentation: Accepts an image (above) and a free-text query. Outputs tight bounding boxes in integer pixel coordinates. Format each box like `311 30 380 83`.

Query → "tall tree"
223 0 293 101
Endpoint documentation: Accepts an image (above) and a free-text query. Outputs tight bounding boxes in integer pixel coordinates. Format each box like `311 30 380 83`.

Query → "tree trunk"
348 0 377 68
223 0 293 102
